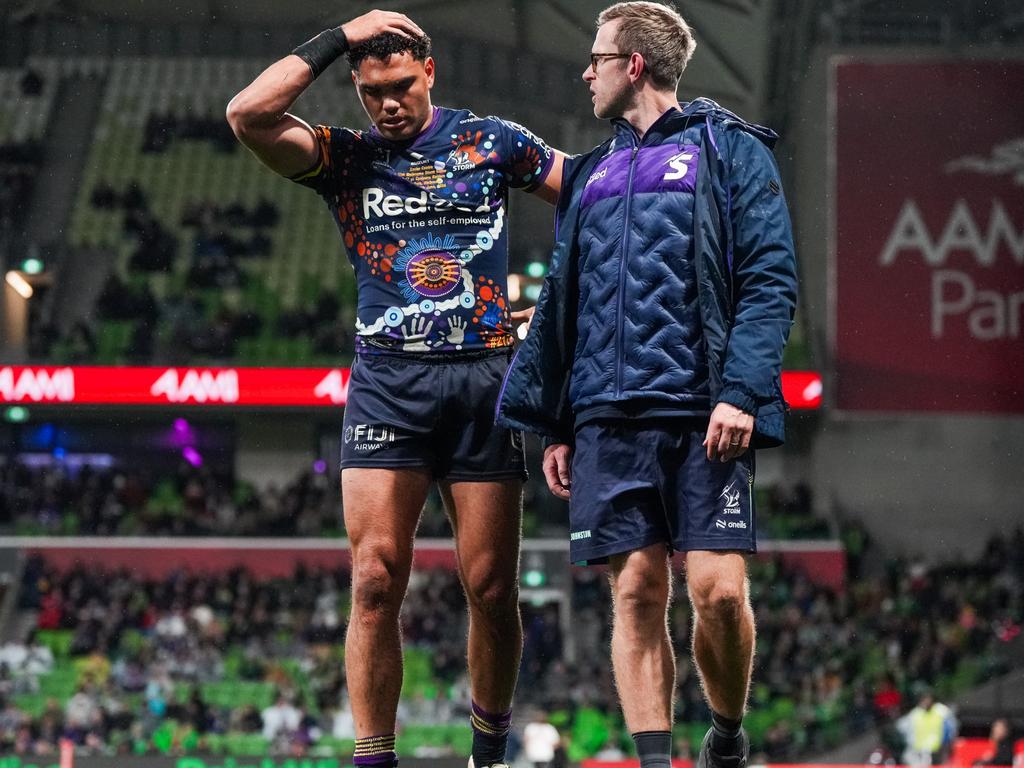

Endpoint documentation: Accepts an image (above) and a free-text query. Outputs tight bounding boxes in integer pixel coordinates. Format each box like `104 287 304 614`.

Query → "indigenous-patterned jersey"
291 106 553 355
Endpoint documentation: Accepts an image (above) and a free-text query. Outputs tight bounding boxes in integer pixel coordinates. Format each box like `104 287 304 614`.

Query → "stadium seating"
0 62 59 243
0 61 60 145
3 524 1019 759
55 57 365 365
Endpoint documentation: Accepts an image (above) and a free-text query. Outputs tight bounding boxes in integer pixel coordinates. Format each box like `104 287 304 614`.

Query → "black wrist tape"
291 27 349 78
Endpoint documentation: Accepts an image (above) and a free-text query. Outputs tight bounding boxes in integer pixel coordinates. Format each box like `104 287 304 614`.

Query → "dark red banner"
0 366 821 409
832 59 1024 412
17 538 843 588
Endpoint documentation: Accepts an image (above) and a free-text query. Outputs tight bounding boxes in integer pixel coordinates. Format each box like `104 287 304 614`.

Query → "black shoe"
696 726 749 768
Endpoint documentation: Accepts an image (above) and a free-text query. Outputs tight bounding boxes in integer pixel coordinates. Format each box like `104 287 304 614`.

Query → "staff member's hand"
704 402 753 462
511 305 536 338
543 443 572 500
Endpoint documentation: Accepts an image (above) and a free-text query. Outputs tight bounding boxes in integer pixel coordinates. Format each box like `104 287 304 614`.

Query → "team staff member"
227 11 564 768
498 4 797 768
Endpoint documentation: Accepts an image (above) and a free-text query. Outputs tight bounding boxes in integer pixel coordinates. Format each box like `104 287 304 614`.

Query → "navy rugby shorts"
568 418 756 564
340 351 526 481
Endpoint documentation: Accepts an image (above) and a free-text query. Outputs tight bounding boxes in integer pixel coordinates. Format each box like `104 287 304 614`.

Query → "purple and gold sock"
471 701 512 767
354 733 397 768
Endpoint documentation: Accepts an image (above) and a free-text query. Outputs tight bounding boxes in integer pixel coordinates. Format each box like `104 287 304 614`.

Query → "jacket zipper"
614 143 640 397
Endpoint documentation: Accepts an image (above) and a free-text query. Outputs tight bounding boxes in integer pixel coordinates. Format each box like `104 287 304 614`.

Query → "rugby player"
227 10 564 768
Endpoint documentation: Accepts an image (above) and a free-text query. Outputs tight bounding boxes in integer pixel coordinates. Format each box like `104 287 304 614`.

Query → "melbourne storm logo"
720 483 741 514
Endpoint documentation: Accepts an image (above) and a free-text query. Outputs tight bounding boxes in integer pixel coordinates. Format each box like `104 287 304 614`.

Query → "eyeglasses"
590 52 631 73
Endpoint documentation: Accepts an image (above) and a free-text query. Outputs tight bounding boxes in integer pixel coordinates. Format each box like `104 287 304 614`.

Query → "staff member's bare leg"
608 544 675 734
687 550 755 764
441 479 523 766
343 467 433 740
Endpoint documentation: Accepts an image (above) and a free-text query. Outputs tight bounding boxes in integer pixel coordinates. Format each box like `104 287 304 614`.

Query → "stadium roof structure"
1 0 780 121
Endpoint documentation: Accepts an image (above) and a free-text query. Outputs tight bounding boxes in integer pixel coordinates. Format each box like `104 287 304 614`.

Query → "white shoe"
468 758 510 768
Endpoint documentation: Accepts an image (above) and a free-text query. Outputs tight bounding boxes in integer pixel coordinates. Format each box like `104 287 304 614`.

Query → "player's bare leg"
343 467 432 737
687 550 754 768
441 479 523 765
608 543 675 732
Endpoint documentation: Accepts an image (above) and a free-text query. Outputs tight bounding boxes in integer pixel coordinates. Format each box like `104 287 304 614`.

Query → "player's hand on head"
542 443 573 500
342 10 424 47
704 402 754 463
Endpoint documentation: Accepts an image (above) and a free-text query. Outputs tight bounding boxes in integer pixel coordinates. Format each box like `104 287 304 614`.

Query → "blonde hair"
597 2 697 90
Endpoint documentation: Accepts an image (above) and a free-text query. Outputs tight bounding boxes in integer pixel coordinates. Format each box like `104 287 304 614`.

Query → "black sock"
470 701 511 767
711 710 743 754
633 731 672 768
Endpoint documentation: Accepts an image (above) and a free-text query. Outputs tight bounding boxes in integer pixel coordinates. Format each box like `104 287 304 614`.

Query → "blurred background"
0 0 1021 765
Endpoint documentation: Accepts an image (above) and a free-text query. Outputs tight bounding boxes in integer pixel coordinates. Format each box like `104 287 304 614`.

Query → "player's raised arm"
225 55 318 178
225 10 424 178
531 151 567 205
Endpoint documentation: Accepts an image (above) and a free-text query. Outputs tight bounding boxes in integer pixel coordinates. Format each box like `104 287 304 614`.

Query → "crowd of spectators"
0 460 344 538
2 458 830 542
33 181 356 364
0 526 1019 759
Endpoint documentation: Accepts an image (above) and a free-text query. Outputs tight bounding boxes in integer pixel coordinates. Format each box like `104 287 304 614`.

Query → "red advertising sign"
0 366 821 410
0 366 350 407
832 59 1024 412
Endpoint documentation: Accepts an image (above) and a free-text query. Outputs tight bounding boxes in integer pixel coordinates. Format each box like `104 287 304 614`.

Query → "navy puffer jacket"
498 99 798 447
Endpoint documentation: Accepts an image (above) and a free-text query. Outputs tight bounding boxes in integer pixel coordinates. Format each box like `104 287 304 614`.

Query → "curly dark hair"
346 32 432 71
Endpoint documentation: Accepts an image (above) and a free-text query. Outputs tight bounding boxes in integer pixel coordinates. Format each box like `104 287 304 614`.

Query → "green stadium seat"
316 736 356 757
36 629 74 658
224 732 269 756
13 693 50 718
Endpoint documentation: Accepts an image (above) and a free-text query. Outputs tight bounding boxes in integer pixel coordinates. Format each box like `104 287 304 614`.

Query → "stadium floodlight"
21 258 44 275
522 569 546 588
524 283 542 302
525 261 547 278
3 406 29 423
182 447 203 467
5 271 32 299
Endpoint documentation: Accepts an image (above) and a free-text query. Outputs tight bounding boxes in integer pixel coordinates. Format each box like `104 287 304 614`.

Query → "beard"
595 81 637 120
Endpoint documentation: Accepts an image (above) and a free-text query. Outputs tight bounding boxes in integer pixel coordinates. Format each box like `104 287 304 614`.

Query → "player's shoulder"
430 105 491 134
312 124 375 156
439 106 527 135
481 114 550 154
330 124 374 144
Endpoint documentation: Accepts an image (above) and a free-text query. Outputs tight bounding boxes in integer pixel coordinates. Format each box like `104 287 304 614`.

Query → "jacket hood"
609 98 778 150
680 97 779 148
